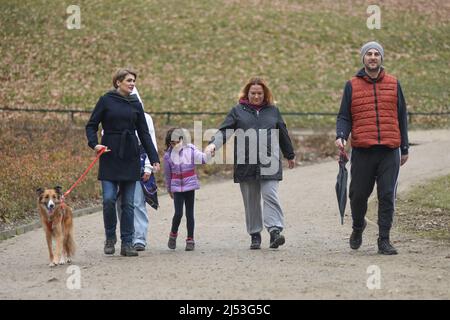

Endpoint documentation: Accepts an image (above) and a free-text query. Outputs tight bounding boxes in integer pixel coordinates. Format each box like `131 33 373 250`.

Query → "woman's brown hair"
112 68 137 88
238 77 274 105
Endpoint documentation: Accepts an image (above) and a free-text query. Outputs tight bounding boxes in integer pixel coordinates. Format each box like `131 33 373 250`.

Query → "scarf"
239 98 267 111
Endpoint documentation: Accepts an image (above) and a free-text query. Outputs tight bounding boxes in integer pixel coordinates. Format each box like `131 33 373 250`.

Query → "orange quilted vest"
350 70 401 148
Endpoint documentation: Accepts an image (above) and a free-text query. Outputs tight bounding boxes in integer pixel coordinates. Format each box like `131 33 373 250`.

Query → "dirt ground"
0 129 449 300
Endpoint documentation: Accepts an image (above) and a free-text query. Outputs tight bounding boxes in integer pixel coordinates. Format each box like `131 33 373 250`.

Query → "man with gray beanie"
335 41 409 255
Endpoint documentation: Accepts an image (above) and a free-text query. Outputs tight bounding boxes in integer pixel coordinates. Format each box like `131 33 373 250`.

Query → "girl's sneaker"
185 238 195 251
168 232 177 249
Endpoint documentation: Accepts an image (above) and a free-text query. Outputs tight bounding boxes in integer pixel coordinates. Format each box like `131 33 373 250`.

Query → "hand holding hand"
204 144 216 157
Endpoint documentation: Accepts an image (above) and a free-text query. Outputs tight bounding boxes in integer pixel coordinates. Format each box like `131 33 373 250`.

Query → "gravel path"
0 129 449 299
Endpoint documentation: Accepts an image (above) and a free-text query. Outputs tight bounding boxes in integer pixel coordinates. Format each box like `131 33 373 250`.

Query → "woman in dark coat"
205 77 295 250
86 68 160 257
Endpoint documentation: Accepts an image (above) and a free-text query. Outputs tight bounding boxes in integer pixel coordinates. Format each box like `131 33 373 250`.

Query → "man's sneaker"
377 237 398 255
168 233 177 250
349 220 367 250
185 238 195 251
104 238 116 255
269 229 285 249
120 243 139 257
250 233 261 250
133 243 146 251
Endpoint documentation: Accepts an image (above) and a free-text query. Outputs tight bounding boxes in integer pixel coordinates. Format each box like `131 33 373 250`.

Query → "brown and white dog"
37 186 75 267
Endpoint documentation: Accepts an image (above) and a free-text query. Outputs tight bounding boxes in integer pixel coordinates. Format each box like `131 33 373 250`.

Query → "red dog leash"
62 147 107 200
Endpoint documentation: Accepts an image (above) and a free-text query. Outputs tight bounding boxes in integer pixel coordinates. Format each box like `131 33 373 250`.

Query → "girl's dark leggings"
171 190 195 239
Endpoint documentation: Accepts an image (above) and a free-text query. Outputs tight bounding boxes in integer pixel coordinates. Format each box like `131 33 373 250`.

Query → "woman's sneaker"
185 238 195 251
250 233 261 250
269 229 285 248
168 232 177 250
133 243 146 251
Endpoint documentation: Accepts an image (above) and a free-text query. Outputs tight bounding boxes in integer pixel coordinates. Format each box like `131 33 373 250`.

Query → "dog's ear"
54 186 63 195
36 187 44 196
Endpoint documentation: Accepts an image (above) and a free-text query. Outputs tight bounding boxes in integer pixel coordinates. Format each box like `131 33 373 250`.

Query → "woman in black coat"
205 77 295 250
86 68 160 257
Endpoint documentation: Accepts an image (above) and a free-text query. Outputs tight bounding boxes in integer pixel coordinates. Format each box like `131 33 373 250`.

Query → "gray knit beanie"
360 41 384 64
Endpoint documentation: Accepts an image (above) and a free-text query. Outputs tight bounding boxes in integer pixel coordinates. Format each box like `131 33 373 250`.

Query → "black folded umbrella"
139 152 159 210
140 173 159 210
335 149 349 225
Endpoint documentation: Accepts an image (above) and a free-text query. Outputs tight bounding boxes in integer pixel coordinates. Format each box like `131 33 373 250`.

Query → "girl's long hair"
164 128 185 151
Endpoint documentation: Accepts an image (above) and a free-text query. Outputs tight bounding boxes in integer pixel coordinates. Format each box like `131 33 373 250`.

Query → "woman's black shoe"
250 233 261 250
120 244 139 256
104 238 116 255
269 229 285 249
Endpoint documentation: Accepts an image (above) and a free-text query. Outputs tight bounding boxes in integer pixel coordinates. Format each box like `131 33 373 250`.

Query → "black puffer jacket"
85 90 159 181
210 103 295 183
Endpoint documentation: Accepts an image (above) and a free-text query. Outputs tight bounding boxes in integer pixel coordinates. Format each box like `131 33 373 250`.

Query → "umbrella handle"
339 138 348 151
340 149 349 161
336 139 346 158
337 139 347 160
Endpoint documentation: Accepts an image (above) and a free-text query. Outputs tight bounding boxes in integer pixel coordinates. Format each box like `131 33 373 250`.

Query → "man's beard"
365 63 381 72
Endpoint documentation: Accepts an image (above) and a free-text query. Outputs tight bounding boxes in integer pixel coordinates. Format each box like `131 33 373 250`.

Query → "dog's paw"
66 258 72 264
58 257 66 265
48 262 57 267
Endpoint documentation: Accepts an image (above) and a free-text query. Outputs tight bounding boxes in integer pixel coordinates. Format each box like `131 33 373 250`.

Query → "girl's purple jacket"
163 144 206 193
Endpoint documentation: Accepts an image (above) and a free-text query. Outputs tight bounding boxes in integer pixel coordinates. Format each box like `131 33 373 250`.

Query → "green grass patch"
0 0 449 129
395 175 450 241
367 174 450 241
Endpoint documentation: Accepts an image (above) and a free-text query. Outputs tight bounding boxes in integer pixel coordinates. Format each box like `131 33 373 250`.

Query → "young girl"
163 128 207 251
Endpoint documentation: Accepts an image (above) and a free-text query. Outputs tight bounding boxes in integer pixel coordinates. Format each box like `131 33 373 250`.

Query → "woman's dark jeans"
102 180 136 245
